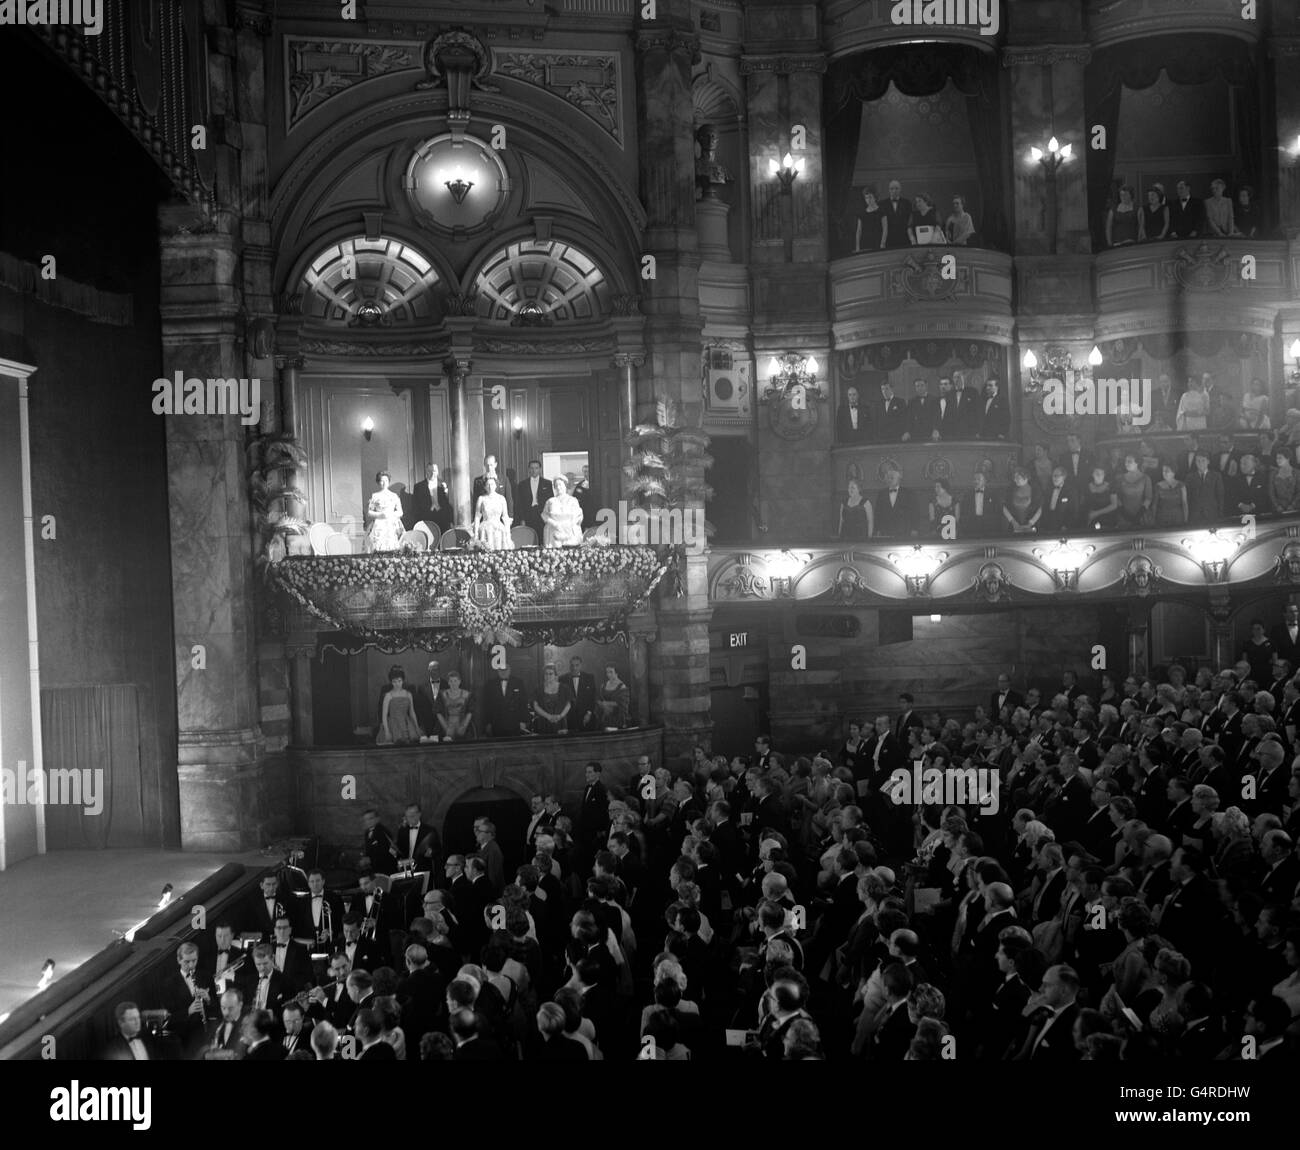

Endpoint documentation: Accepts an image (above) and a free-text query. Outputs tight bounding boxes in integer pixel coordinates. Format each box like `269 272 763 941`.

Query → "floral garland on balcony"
266 543 670 648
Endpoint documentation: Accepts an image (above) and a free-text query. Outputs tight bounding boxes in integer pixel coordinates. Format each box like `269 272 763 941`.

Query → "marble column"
1209 594 1235 670
1125 603 1151 680
289 645 314 748
446 354 473 525
630 631 652 729
612 353 644 461
161 210 270 851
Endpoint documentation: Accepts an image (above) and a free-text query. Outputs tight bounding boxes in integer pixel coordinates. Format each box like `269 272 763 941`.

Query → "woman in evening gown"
1084 467 1119 531
928 479 959 537
365 471 405 554
1152 463 1187 526
909 193 946 245
532 663 574 734
472 475 514 550
838 479 873 540
1271 450 1300 513
596 665 630 730
1001 468 1041 534
1106 184 1140 246
1176 377 1209 431
541 474 584 547
1240 378 1271 430
1142 184 1169 242
855 187 887 252
1115 453 1152 528
377 666 423 746
437 670 474 741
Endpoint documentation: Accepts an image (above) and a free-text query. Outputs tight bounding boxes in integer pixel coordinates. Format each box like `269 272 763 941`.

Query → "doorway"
442 787 533 874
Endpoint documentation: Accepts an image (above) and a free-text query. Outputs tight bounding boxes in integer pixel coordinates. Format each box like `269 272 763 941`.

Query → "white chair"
399 530 427 552
308 522 334 556
324 534 353 555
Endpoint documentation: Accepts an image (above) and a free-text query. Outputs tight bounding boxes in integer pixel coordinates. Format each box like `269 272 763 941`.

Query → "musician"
280 1001 312 1057
204 921 247 989
337 914 383 973
298 870 344 947
245 873 286 942
396 802 441 870
159 941 214 1052
355 870 394 952
242 1009 286 1061
239 945 293 1015
100 1002 160 1061
204 987 247 1057
270 915 314 991
309 953 356 1029
362 808 399 876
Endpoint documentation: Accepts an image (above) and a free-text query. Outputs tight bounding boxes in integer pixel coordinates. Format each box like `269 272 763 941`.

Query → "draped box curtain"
40 685 146 848
1086 34 1261 250
825 44 1007 256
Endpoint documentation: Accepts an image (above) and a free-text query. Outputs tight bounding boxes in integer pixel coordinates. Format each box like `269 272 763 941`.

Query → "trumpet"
361 889 382 941
317 897 334 946
191 984 210 1025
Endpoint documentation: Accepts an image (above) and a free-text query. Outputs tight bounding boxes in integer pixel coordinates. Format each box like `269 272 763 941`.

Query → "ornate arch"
293 235 445 326
469 237 613 324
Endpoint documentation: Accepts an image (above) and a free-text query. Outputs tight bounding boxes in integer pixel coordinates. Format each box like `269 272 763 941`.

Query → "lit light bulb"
794 157 805 175
1022 349 1039 371
783 152 794 170
1048 136 1059 153
1088 346 1103 367
512 417 523 432
804 356 819 376
362 416 375 434
1291 338 1300 360
1029 146 1043 163
768 356 782 377
1059 142 1073 160
768 158 779 176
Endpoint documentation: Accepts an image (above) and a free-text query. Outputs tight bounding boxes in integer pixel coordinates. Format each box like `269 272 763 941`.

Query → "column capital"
740 53 827 76
1000 44 1092 68
612 353 646 369
443 354 473 381
635 27 700 62
274 355 305 371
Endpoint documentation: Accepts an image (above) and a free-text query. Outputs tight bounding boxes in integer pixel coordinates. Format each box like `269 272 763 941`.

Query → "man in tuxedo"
1082 780 1121 859
472 454 514 520
574 464 597 529
1176 434 1203 481
204 987 247 1057
240 945 293 1016
1039 466 1076 533
1019 964 1081 1060
514 459 553 539
337 914 383 974
1167 179 1203 238
362 808 398 876
875 383 907 442
935 377 962 439
1259 830 1300 903
297 870 344 949
990 673 1023 719
397 944 445 1055
346 970 378 1029
410 462 452 534
868 961 916 1059
1059 433 1091 485
242 1009 286 1061
564 656 598 732
982 941 1031 1059
894 693 924 743
1230 453 1271 517
978 377 1009 439
160 941 215 1053
413 661 448 739
245 873 285 942
355 1008 397 1060
1044 753 1091 842
204 921 248 993
874 470 910 538
863 714 901 779
395 802 441 871
1154 849 1220 967
902 378 938 442
472 820 506 895
309 954 356 1030
1185 449 1224 523
279 1002 312 1058
524 794 553 854
881 179 913 248
481 664 530 738
579 762 611 855
270 915 313 992
1270 604 1300 671
836 385 870 443
100 1002 159 1061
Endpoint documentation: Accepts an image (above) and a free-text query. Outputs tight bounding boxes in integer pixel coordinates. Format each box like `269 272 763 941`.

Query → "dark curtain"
824 44 1001 256
1086 34 1259 250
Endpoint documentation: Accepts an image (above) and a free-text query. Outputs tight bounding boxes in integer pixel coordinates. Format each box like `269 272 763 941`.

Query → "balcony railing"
707 515 1300 607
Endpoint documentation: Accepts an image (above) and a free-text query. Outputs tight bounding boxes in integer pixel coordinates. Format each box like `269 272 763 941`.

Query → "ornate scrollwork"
828 565 869 605
717 559 767 599
444 292 479 317
970 561 1013 603
1167 243 1231 291
610 293 642 317
1121 553 1164 597
1273 541 1300 584
891 252 969 302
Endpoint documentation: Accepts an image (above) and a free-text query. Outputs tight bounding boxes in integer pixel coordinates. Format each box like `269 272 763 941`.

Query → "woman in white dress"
541 474 584 547
471 475 514 550
364 471 405 553
1175 377 1209 431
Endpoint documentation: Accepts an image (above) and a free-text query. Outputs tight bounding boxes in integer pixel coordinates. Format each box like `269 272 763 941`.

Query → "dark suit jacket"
203 1017 246 1055
358 1040 398 1060
1260 853 1300 904
410 480 453 533
1167 196 1204 238
874 393 908 442
957 387 983 438
870 999 917 1059
881 197 913 247
395 822 441 868
580 780 611 848
481 675 530 737
453 1036 505 1060
1185 468 1224 522
936 393 963 438
979 392 1009 439
874 488 911 538
363 823 399 875
894 708 925 742
562 671 598 730
239 970 294 1016
1038 483 1077 534
159 970 216 1046
961 487 1000 537
311 981 355 1029
1270 623 1300 670
1059 450 1093 485
245 892 286 942
337 938 384 974
1044 775 1092 842
1029 868 1067 924
514 476 554 533
990 689 1024 718
905 396 940 441
1028 1002 1081 1060
272 941 314 992
296 892 345 943
837 402 870 443
244 1039 287 1061
412 680 448 736
1229 471 1271 516
100 1033 162 1061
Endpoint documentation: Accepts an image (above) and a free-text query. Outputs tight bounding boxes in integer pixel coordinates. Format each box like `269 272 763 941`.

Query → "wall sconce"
362 416 374 441
767 549 809 597
767 152 804 192
889 545 945 595
1183 528 1240 582
1027 135 1073 255
1033 538 1095 591
512 416 524 440
444 169 475 204
764 353 822 405
1021 345 1095 397
929 614 941 623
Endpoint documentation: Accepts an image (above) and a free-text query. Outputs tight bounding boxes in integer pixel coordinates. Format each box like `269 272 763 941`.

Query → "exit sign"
729 632 749 648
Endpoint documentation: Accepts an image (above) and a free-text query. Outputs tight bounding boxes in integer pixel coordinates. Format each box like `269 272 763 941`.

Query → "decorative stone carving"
923 456 952 481
495 50 621 143
416 29 498 98
300 338 451 357
444 292 479 317
876 457 903 483
636 28 702 64
739 55 827 74
1166 243 1231 291
828 565 869 605
891 252 969 302
1274 540 1300 583
970 561 1013 603
717 559 767 599
694 124 733 201
474 336 614 355
610 293 642 317
287 40 419 127
766 382 822 440
1121 554 1164 596
1000 45 1092 67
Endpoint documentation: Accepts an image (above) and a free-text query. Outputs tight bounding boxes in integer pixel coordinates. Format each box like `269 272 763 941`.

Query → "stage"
0 849 266 1020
